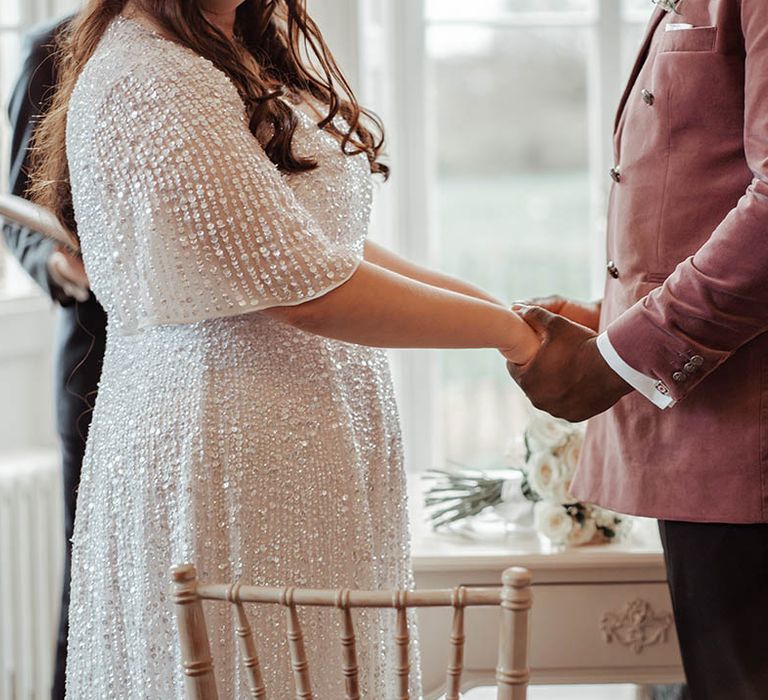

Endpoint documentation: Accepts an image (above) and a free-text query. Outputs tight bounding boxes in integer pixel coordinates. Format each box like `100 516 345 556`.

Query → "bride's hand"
513 295 602 333
499 309 542 366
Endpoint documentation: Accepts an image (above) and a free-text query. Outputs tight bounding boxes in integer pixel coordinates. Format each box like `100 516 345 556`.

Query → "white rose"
550 475 578 506
558 434 583 480
589 507 633 541
525 412 572 454
527 450 564 501
592 507 620 529
566 518 598 547
534 501 574 544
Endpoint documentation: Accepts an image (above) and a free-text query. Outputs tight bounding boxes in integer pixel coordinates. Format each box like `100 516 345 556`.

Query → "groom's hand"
515 295 602 332
507 306 631 422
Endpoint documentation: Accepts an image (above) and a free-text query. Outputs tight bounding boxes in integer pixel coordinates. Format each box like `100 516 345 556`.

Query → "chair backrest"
170 564 532 700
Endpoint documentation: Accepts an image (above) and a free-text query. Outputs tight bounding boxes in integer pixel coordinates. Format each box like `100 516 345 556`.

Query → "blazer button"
610 166 621 183
690 355 704 367
607 261 619 279
641 89 655 106
672 371 687 383
683 362 696 374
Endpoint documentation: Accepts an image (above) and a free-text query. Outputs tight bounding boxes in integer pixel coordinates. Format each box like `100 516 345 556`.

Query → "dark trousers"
51 432 85 700
658 520 768 700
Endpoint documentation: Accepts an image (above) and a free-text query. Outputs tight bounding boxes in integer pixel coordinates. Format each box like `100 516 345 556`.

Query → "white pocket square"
666 23 695 31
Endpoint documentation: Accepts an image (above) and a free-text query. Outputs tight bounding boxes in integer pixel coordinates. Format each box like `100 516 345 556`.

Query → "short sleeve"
90 57 362 329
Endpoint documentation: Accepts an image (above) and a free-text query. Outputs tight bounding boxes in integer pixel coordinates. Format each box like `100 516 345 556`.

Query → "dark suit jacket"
3 16 106 441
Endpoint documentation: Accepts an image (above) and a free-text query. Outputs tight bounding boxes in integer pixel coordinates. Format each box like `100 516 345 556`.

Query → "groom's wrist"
588 337 632 397
596 331 674 409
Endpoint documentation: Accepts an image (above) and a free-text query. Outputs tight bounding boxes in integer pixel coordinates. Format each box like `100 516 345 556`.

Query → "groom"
510 2 768 699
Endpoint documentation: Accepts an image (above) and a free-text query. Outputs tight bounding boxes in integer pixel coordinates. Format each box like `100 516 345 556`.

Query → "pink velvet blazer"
575 1 768 523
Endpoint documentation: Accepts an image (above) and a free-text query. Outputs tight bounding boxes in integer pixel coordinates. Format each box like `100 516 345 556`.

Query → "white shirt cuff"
597 332 674 410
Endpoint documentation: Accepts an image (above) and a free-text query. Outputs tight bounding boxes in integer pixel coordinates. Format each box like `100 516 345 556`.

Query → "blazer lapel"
614 6 666 134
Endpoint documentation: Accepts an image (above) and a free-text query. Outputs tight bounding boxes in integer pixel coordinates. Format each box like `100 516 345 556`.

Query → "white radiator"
0 451 63 700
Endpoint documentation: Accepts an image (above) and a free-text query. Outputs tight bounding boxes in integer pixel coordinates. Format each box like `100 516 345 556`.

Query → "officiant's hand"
507 305 631 422
514 295 602 332
48 245 90 303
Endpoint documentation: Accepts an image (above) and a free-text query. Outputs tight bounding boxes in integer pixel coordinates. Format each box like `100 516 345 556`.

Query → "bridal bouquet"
424 412 630 547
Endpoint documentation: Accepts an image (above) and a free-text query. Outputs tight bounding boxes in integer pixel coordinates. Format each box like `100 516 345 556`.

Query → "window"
0 0 78 295
360 0 657 472
0 3 24 195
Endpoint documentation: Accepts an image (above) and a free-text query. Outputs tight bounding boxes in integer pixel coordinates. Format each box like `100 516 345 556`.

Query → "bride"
31 0 539 696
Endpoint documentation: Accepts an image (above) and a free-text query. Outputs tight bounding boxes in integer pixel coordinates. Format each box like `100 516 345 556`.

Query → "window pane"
622 22 649 74
426 0 595 21
54 0 82 15
0 29 21 192
427 25 591 468
622 0 656 21
501 0 594 10
0 0 21 27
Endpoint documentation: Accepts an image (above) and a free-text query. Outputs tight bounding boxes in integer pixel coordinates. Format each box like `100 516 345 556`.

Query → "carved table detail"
601 598 673 654
409 484 684 694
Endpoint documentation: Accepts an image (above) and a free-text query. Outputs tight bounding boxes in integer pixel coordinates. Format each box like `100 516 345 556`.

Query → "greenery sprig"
422 469 505 529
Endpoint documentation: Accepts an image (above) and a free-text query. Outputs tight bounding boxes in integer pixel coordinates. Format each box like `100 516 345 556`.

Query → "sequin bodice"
64 18 420 698
67 18 372 334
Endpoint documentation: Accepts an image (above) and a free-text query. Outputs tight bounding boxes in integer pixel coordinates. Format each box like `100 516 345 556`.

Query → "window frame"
358 0 650 473
0 0 77 190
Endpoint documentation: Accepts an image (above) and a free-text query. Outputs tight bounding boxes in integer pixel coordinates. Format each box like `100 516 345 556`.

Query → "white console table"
411 511 685 698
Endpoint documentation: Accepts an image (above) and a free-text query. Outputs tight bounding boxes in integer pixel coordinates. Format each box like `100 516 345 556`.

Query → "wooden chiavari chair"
170 563 532 700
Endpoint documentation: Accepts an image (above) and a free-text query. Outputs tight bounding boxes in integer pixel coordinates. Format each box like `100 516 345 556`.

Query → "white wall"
0 290 57 452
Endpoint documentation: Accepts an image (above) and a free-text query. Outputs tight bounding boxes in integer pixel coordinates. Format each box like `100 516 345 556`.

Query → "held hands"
515 295 602 332
506 300 631 422
48 245 90 302
499 294 596 367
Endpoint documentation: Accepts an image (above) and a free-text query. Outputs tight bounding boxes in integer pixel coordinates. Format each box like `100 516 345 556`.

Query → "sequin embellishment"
65 17 420 699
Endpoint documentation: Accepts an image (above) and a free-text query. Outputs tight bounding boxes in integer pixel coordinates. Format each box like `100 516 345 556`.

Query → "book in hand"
0 193 79 254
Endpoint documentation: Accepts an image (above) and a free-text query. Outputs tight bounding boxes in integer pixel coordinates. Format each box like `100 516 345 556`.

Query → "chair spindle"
336 589 361 700
228 583 267 699
445 586 467 700
393 590 410 700
170 565 219 700
496 567 532 700
283 587 313 700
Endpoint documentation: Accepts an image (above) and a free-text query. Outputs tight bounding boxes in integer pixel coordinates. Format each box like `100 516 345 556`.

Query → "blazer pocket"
642 272 671 284
659 25 718 53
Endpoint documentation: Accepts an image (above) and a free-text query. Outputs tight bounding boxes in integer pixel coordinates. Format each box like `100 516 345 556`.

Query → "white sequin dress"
64 17 420 699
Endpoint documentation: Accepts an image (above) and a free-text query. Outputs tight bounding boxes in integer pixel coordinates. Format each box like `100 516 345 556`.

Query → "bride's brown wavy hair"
30 0 388 236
